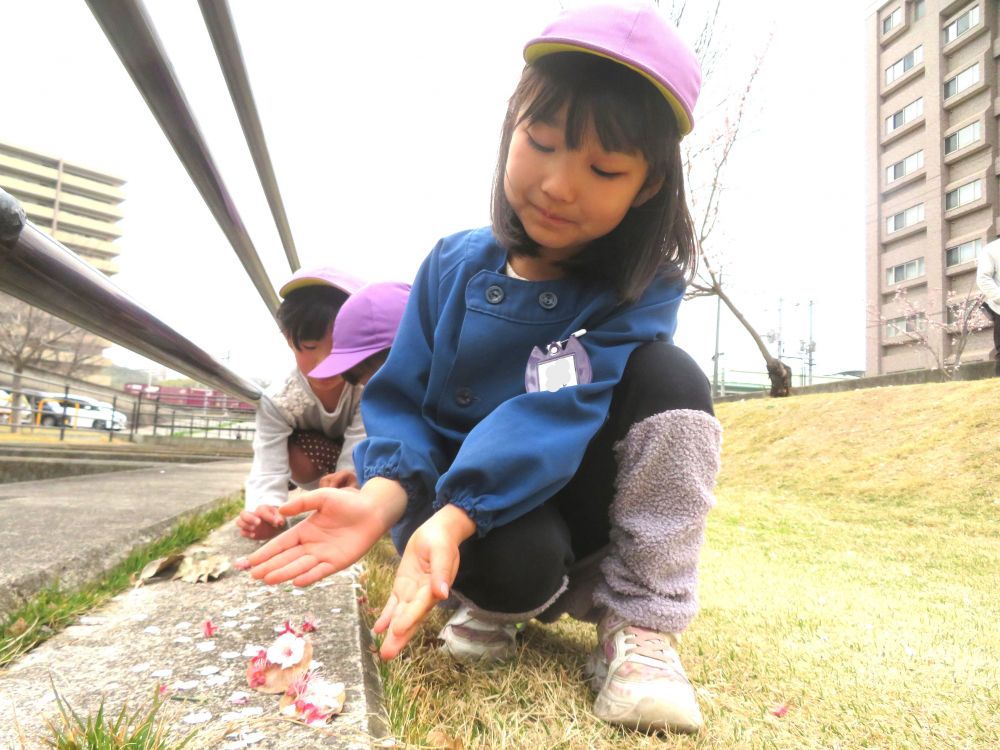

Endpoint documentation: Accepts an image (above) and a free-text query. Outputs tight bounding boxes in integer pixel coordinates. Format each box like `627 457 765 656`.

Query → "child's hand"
246 487 396 587
318 469 358 489
373 504 476 660
236 505 286 540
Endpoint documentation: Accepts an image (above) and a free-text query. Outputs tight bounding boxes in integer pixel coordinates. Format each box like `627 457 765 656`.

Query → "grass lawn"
362 379 1000 749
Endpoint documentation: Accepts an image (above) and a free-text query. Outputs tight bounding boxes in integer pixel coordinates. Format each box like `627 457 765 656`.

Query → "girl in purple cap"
249 3 719 734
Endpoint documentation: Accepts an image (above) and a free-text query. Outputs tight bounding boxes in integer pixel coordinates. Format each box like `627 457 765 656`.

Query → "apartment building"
0 141 125 380
866 0 996 374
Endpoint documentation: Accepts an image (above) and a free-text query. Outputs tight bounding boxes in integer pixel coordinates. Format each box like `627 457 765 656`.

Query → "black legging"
452 341 713 614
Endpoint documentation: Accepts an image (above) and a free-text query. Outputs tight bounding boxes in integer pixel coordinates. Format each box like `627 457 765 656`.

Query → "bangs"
516 53 673 170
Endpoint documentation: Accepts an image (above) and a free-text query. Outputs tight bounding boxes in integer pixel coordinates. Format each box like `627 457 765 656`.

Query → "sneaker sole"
439 639 516 662
592 692 703 734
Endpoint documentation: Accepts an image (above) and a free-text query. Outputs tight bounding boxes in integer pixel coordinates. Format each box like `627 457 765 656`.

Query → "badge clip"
525 329 592 393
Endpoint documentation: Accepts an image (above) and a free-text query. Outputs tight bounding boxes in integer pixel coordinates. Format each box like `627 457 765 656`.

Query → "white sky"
3 0 870 386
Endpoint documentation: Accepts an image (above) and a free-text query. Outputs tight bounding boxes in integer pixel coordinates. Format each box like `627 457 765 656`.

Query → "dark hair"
491 53 697 303
276 285 348 350
341 349 390 386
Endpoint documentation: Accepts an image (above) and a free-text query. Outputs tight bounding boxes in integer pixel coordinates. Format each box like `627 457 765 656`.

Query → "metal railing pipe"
85 0 280 317
0 189 261 404
199 0 301 274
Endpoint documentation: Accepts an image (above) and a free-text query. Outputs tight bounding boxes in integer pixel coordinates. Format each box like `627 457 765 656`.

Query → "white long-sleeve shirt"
978 239 1000 316
244 368 365 510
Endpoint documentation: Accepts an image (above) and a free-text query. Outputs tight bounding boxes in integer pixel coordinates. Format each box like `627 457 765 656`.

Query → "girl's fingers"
262 554 319 585
278 487 346 517
379 628 411 661
389 591 435 639
373 594 399 634
246 529 304 568
292 561 336 588
248 545 308 580
429 552 456 601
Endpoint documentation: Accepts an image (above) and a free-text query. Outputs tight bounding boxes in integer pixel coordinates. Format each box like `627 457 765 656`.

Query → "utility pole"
712 272 722 398
808 300 815 384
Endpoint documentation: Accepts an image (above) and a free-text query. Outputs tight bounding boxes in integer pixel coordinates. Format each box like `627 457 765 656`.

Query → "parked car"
28 391 128 431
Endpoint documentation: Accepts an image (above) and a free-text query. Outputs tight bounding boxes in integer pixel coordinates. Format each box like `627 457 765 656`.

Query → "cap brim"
524 41 693 136
278 278 353 299
308 345 383 379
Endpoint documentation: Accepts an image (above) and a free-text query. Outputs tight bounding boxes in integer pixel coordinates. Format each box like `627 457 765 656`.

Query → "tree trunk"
9 369 24 434
715 286 793 397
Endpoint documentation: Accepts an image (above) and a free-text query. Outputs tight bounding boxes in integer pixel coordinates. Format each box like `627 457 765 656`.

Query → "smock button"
538 291 558 309
485 285 505 304
454 387 474 407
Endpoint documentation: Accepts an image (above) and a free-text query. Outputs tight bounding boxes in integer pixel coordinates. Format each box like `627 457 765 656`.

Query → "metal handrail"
85 0 280 317
199 0 301 274
0 189 261 404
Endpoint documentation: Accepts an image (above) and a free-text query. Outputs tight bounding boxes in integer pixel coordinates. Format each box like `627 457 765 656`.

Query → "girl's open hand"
246 488 390 587
373 504 475 660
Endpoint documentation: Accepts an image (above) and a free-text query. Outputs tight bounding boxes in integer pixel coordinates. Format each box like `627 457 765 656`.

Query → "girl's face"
503 104 658 262
287 328 340 391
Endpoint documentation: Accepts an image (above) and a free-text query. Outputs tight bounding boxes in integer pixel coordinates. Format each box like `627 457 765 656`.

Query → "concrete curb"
0 522 388 749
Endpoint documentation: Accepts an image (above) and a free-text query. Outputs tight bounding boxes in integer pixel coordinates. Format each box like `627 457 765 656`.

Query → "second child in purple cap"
310 281 411 489
238 267 367 540
248 3 719 734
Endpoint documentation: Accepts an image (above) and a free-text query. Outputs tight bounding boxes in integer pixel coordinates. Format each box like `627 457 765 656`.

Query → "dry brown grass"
362 379 1000 749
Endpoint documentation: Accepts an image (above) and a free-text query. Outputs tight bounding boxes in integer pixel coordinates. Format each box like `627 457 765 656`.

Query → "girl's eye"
526 132 554 153
592 166 623 178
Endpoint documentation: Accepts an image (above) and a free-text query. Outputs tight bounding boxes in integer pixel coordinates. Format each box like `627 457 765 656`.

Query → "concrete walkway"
0 461 387 749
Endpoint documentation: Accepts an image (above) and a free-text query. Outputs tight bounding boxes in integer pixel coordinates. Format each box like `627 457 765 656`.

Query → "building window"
944 63 980 98
945 238 983 266
885 97 923 134
914 0 925 19
943 5 980 44
886 150 924 183
885 313 926 338
886 258 926 286
944 121 981 154
945 179 982 210
883 7 903 33
885 46 924 85
886 203 925 233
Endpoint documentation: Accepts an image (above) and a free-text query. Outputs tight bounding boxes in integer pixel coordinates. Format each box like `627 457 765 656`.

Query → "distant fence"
714 359 996 403
1 367 255 443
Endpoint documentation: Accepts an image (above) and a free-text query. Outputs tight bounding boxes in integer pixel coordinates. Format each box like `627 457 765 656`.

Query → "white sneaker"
438 605 520 662
586 612 703 733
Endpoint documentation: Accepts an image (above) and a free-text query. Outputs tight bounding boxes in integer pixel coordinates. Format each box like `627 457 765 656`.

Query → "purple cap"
278 266 366 299
309 282 411 379
523 3 701 136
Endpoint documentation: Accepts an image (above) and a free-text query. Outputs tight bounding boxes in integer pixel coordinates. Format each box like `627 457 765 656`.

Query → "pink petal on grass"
770 702 790 717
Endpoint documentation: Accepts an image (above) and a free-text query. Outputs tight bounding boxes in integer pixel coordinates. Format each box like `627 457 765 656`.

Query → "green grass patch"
0 496 242 670
360 380 1000 749
41 681 196 750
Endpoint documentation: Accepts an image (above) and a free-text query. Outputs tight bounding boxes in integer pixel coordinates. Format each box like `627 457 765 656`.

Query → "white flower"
266 631 305 669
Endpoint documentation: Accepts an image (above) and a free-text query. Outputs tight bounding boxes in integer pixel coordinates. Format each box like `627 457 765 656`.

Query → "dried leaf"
174 553 231 584
278 675 345 725
427 729 465 750
136 553 184 586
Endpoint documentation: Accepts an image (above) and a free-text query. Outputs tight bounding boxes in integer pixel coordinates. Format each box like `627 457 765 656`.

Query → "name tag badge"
525 329 592 393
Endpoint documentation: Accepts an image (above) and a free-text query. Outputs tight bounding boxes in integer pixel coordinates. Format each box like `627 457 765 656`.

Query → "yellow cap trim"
524 41 692 136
